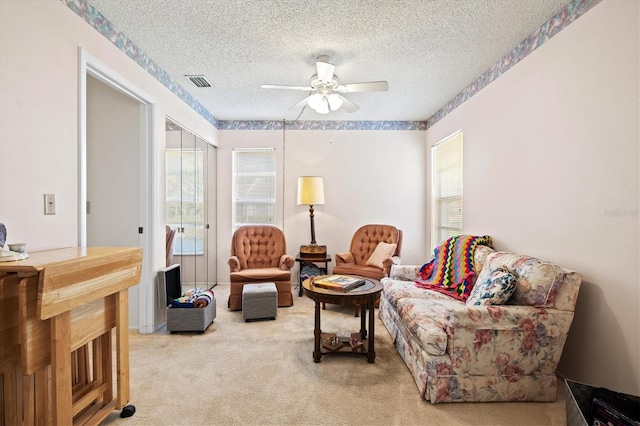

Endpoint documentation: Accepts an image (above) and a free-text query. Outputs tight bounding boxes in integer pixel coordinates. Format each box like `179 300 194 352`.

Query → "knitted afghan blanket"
415 234 492 301
170 288 215 308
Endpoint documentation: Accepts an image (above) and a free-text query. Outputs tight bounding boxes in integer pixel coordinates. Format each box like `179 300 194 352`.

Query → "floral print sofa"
379 245 582 403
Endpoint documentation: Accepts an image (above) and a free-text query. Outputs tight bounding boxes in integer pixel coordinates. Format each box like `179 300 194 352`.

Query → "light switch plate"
44 194 56 215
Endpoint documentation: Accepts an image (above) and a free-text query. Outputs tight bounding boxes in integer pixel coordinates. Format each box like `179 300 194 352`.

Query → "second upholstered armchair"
332 224 403 280
227 225 295 310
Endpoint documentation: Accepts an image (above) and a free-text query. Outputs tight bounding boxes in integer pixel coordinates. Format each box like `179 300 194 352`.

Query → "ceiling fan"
261 55 389 114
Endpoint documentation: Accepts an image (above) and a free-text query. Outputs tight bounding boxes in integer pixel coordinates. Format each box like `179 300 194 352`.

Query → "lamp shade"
297 176 325 205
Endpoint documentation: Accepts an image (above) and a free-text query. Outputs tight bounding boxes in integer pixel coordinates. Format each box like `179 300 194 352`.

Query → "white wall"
0 1 217 331
425 0 639 395
217 129 427 285
0 0 217 249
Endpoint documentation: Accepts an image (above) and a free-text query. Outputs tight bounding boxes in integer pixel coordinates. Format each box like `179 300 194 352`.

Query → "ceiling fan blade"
261 84 311 91
289 96 311 111
336 81 389 93
339 95 360 113
316 56 335 85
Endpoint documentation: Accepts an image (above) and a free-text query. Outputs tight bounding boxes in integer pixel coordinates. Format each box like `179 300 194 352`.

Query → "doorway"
79 48 156 333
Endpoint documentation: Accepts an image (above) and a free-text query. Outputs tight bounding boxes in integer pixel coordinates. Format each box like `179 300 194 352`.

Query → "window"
166 148 204 255
431 131 463 250
232 148 276 229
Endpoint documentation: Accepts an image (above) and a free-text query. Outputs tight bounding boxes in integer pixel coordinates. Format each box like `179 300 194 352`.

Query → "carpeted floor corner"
102 284 567 426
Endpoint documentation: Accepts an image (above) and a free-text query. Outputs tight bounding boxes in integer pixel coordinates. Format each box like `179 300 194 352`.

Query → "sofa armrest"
382 256 401 277
389 264 420 281
228 256 240 272
335 251 354 265
279 254 294 270
435 302 576 376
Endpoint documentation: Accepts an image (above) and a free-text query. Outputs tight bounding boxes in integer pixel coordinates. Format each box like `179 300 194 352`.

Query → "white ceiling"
87 0 571 122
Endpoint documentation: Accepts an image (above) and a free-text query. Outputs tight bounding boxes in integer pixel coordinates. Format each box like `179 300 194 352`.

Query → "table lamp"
297 176 327 256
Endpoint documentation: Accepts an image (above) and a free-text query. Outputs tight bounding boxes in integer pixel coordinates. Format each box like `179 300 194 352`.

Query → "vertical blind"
232 148 276 228
431 131 463 249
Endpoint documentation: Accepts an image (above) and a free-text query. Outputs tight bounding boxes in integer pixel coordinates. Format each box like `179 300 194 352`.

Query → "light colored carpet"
103 284 567 426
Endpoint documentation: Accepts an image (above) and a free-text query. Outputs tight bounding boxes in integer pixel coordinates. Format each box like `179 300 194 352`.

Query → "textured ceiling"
87 0 571 122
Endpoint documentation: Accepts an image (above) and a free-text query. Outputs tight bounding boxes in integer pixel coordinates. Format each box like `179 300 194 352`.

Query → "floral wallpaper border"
64 0 600 131
216 120 428 131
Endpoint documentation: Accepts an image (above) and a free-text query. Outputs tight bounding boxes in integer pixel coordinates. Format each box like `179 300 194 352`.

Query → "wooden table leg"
360 304 367 339
313 299 321 363
51 311 72 425
367 301 376 363
116 290 130 409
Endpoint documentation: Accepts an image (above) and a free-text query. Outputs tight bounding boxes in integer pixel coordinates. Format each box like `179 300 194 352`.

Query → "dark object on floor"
565 379 640 426
120 404 136 418
590 386 639 426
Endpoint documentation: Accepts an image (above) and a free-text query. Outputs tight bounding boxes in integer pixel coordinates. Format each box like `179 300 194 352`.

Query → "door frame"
78 48 157 334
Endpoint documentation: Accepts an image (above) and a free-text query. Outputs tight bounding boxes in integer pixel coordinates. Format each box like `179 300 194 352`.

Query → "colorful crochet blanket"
415 234 492 301
170 288 215 308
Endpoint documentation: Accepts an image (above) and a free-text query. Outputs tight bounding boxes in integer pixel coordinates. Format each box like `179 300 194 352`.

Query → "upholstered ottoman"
242 283 277 321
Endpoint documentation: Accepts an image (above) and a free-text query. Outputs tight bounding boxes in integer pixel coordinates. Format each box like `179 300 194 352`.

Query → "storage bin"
167 297 216 333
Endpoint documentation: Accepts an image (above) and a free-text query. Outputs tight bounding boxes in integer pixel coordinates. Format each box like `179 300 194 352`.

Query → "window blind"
232 148 276 229
431 132 463 249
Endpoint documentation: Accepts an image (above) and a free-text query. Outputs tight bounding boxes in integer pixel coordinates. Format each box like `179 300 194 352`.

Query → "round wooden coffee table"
302 276 383 363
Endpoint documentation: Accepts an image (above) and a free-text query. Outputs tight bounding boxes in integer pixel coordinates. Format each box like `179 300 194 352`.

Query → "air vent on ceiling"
186 75 212 88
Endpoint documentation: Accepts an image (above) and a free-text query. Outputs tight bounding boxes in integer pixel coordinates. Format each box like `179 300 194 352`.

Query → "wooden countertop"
0 246 142 320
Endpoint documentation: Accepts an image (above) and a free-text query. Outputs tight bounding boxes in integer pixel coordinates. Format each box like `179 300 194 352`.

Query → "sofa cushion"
474 245 495 273
389 264 421 281
466 266 517 306
484 252 563 307
365 242 397 269
333 263 385 280
230 267 291 282
396 297 451 356
382 278 454 308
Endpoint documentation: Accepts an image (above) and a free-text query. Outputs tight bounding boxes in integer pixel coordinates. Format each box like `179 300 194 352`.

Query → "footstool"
242 282 277 321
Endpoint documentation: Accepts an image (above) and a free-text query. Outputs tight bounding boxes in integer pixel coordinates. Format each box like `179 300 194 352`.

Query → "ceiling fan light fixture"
262 55 387 114
316 96 330 114
307 93 323 110
327 93 343 111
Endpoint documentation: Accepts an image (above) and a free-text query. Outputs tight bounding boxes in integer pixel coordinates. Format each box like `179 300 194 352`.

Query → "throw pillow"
485 251 564 307
365 242 397 269
466 266 517 306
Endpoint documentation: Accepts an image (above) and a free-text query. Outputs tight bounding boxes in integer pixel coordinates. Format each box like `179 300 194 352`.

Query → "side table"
302 277 383 363
295 253 332 297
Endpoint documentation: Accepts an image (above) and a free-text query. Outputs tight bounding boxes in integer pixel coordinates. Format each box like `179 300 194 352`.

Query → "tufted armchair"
227 225 295 310
332 224 403 280
165 225 176 267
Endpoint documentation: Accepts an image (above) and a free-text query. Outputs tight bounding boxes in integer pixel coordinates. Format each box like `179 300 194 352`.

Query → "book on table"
312 275 366 292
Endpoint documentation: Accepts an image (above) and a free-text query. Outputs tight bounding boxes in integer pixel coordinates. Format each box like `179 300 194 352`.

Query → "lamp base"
299 244 327 258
